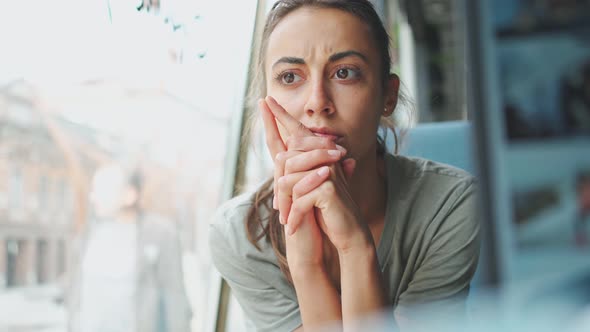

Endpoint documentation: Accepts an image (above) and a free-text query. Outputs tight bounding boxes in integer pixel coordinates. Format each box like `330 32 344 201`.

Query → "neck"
348 150 388 225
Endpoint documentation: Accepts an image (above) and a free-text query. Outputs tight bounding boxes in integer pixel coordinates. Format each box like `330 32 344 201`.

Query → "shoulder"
390 154 475 187
388 154 477 205
209 191 302 331
210 190 256 232
209 191 258 253
386 154 479 251
384 156 480 305
208 189 279 272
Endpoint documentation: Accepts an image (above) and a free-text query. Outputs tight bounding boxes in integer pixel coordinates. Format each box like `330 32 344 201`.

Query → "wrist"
290 262 328 283
336 227 375 256
338 239 377 264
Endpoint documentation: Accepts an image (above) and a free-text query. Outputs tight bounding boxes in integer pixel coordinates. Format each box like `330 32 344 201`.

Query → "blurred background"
0 0 588 332
0 0 257 331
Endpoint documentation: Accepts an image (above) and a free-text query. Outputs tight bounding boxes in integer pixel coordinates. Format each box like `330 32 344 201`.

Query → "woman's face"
265 7 398 162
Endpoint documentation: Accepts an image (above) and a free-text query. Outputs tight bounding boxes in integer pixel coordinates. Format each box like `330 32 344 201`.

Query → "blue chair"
398 121 475 174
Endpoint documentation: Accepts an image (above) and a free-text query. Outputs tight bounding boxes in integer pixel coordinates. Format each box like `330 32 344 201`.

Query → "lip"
308 127 343 141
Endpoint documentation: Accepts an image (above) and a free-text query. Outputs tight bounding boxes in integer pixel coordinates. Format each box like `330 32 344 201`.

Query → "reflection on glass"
0 0 256 331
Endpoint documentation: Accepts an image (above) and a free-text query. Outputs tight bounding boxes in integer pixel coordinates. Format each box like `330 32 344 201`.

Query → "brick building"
0 79 205 290
0 80 109 288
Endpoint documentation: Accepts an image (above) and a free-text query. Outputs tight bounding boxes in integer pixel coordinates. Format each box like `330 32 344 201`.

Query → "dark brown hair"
244 0 409 283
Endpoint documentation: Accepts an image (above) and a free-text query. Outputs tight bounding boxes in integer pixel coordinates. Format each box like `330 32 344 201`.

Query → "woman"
209 1 479 331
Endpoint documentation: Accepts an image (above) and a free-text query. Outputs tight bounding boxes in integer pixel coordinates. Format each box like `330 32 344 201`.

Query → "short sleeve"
395 179 480 325
208 209 302 332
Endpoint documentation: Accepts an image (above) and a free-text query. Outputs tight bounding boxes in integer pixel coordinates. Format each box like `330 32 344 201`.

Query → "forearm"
292 265 342 330
339 244 388 330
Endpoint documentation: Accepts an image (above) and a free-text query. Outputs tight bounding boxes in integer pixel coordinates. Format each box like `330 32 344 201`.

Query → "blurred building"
0 78 211 291
0 80 109 289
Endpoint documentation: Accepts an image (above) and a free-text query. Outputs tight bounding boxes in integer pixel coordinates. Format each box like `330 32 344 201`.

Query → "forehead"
266 7 377 64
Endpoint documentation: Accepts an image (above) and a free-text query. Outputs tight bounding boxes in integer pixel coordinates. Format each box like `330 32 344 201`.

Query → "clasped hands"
260 96 373 268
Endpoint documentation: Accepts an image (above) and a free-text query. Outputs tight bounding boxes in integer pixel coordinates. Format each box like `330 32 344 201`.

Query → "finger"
286 184 328 236
260 98 286 159
277 180 291 224
341 158 356 181
273 150 301 210
276 170 314 224
261 99 284 209
285 135 347 155
265 96 313 137
258 99 286 210
284 211 315 240
292 166 331 200
273 153 282 210
287 180 338 235
284 149 344 174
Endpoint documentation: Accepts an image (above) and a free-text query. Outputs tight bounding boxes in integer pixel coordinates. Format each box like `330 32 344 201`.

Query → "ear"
383 74 400 117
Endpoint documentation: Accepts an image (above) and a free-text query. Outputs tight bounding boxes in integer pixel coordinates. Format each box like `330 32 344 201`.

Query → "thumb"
341 158 356 181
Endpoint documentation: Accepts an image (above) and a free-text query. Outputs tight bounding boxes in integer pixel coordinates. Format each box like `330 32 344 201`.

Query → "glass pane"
0 1 257 331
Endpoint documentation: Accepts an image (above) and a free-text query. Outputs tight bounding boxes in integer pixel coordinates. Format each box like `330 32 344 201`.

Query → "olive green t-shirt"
209 154 480 332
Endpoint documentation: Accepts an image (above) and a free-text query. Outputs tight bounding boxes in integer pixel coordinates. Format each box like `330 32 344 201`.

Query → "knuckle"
292 182 304 197
321 181 336 196
277 176 289 191
275 152 287 168
275 151 285 162
284 159 294 173
291 200 303 214
320 137 333 147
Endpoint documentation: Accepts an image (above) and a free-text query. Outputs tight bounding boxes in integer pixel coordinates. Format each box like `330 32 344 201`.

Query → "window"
0 0 258 331
385 0 469 123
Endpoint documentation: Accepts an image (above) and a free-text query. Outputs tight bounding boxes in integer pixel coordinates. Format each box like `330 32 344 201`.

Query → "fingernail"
328 149 341 157
286 225 293 235
336 145 347 154
317 166 329 177
273 195 278 209
280 215 285 224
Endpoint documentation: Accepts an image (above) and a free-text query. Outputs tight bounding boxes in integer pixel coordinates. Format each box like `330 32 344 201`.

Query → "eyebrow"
271 50 369 69
329 50 368 63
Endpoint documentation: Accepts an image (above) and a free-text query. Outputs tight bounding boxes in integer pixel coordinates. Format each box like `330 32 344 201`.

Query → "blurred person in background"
209 1 480 331
68 162 191 332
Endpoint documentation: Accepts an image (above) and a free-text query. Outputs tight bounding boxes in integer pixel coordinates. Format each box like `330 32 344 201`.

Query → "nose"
303 77 335 117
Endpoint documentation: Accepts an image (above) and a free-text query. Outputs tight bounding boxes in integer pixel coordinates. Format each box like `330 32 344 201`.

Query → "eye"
333 68 360 80
278 72 302 85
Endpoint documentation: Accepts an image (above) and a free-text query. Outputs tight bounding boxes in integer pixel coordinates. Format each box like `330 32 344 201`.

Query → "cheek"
342 90 383 126
266 91 303 141
268 87 307 119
